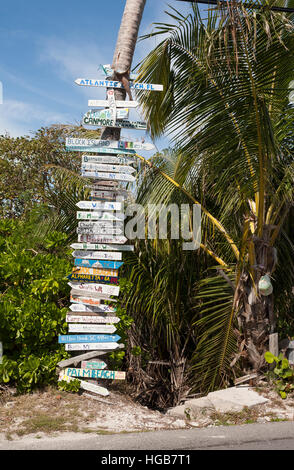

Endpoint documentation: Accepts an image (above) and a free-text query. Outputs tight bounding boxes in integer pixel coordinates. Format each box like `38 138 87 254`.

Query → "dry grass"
0 386 186 440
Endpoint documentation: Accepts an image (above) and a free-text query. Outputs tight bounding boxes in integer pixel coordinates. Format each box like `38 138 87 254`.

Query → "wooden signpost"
76 201 122 211
81 163 136 174
89 190 129 201
75 78 163 91
77 226 124 236
81 171 136 182
65 342 121 351
89 99 139 108
77 211 124 221
74 258 123 269
71 242 133 252
68 282 120 296
69 303 116 313
67 273 119 284
68 324 116 334
83 114 147 130
65 137 154 151
66 314 120 324
86 108 129 120
72 250 122 260
82 154 135 165
81 360 107 369
72 266 119 276
58 373 109 396
100 64 138 81
70 294 117 305
58 334 121 344
63 367 126 380
59 62 162 398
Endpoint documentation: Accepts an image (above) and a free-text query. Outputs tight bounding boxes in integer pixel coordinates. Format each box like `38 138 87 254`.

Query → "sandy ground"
0 380 294 442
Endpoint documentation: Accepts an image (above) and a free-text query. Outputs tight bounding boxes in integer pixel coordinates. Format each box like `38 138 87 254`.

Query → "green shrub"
265 351 294 399
0 219 71 392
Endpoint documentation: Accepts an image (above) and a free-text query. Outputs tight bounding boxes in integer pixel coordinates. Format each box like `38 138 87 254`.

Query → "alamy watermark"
121 202 201 250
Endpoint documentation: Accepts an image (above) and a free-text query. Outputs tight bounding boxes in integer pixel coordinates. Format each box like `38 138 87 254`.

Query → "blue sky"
0 0 194 154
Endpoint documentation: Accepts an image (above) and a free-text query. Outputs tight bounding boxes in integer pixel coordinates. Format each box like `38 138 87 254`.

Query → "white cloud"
0 99 73 137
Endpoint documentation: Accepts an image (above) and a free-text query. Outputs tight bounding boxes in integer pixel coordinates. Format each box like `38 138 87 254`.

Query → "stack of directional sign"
58 65 162 397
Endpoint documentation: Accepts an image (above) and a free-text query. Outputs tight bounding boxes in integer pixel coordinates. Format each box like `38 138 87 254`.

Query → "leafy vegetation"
0 218 71 392
265 351 294 398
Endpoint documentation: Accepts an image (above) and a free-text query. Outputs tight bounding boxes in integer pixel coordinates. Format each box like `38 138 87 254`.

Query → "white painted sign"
75 78 163 91
76 201 122 211
100 64 138 81
66 314 120 324
77 234 128 244
58 373 109 396
88 99 139 108
81 360 107 369
86 108 129 120
71 243 133 252
82 171 136 182
83 115 147 130
70 294 117 305
68 324 116 334
69 282 120 297
82 154 135 165
65 342 120 351
81 163 135 174
64 367 125 380
72 250 122 260
90 190 129 201
76 211 124 221
66 137 154 151
69 303 116 313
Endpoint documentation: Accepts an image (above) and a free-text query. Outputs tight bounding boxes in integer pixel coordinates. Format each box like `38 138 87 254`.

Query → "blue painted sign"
58 334 121 343
74 258 123 269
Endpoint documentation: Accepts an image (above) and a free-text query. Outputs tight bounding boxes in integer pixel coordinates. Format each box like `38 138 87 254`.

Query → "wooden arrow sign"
88 99 139 108
86 108 129 120
81 163 135 174
72 266 118 277
69 303 116 313
89 191 129 201
64 367 125 380
65 137 154 151
83 115 147 130
71 242 133 252
82 154 135 165
70 294 117 306
65 342 121 351
81 360 107 369
100 64 138 81
72 250 122 260
77 234 128 244
76 211 124 221
59 334 121 343
76 201 122 211
74 258 123 269
58 373 109 396
77 226 124 236
67 273 119 284
81 171 136 182
68 282 120 296
68 324 116 334
66 314 120 324
75 78 163 91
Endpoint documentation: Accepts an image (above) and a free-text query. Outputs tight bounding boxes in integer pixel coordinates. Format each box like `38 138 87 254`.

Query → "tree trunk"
237 225 277 371
100 0 146 142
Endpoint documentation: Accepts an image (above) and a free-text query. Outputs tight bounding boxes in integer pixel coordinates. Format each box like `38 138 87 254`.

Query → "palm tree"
130 2 294 391
100 0 146 141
